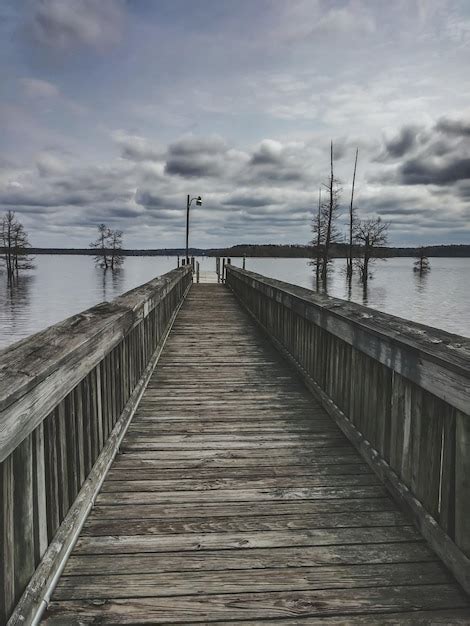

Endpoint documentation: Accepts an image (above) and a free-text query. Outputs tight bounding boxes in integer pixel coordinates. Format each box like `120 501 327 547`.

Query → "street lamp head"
196 196 202 206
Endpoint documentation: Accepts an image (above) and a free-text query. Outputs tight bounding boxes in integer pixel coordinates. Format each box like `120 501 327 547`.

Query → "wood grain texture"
43 284 470 624
227 265 470 596
43 586 470 624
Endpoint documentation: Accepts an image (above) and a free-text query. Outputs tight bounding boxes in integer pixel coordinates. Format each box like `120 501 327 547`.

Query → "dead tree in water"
90 224 125 270
354 217 389 284
414 247 430 274
1 210 35 282
346 148 359 279
321 141 341 281
90 223 110 269
310 187 324 285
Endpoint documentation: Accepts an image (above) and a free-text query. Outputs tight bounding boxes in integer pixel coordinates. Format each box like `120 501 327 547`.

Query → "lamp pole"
186 194 190 264
185 194 202 264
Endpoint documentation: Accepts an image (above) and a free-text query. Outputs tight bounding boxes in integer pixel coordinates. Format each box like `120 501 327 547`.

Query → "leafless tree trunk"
310 187 324 286
347 148 359 279
354 217 389 284
321 141 341 282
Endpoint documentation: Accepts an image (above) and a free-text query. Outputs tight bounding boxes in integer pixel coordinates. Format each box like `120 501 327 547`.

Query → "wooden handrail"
226 265 470 594
0 266 192 624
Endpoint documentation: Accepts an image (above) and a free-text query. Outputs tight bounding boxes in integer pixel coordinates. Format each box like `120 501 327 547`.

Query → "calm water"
0 255 469 349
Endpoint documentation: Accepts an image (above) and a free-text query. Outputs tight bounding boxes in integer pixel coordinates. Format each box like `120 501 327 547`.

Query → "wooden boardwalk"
43 285 470 624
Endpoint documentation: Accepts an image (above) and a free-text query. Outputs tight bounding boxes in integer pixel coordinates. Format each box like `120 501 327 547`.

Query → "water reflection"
0 272 35 343
413 267 430 297
95 267 126 302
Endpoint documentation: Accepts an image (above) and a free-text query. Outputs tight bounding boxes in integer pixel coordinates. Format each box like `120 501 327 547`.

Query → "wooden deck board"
43 284 470 624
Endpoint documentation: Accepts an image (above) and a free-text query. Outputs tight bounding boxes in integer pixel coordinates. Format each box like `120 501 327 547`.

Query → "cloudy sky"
1 0 470 248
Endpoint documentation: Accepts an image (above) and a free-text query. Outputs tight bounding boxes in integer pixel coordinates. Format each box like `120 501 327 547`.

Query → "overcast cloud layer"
1 0 470 248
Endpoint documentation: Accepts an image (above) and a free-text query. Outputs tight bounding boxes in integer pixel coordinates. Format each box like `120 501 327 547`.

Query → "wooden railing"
0 266 192 624
226 265 470 593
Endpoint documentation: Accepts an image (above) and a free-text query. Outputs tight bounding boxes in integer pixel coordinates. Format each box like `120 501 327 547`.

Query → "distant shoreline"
4 243 470 258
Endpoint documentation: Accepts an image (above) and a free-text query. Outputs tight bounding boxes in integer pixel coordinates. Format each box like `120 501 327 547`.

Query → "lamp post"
186 194 202 264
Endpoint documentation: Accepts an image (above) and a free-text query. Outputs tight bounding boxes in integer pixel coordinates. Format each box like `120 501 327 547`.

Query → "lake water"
0 255 469 349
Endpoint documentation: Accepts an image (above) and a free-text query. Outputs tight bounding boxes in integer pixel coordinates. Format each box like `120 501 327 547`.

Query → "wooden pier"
1 266 470 624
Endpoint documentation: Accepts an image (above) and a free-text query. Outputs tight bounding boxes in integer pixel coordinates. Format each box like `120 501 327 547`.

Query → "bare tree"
1 210 34 282
310 187 324 285
354 217 389 283
414 247 430 274
346 148 359 279
321 141 341 281
90 223 111 269
90 224 125 270
109 229 124 270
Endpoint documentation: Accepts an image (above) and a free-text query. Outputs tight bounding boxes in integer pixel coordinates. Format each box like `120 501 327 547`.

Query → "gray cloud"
222 192 281 208
115 133 164 163
29 0 125 50
385 126 419 158
401 156 470 186
435 117 470 137
1 119 468 248
378 126 421 161
250 140 284 165
164 136 229 178
245 140 306 183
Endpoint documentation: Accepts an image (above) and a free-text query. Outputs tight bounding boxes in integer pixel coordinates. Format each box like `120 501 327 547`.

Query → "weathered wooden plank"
88 498 397 520
81 510 408 536
74 526 421 555
194 610 470 625
12 434 35 604
121 438 349 451
455 408 470 558
0 455 14 623
105 462 370 479
127 420 337 433
54 562 452 599
114 447 361 466
43 585 470 624
56 401 70 522
99 475 379 493
95 485 390 505
32 424 48 564
62 541 437 576
44 410 60 541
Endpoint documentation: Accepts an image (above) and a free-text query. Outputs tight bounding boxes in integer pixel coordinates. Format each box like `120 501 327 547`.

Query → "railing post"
0 456 14 624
